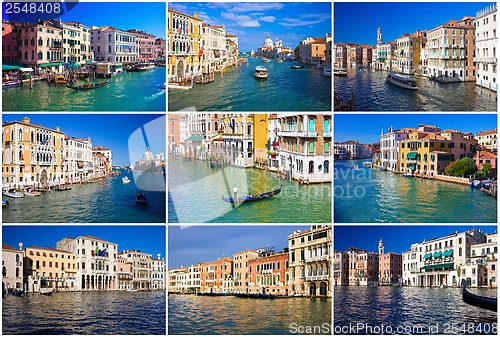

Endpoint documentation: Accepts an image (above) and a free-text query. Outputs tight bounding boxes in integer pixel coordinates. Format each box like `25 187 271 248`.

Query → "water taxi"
254 66 268 79
55 75 66 85
262 58 270 63
122 176 131 184
386 72 417 90
322 68 332 77
333 68 348 77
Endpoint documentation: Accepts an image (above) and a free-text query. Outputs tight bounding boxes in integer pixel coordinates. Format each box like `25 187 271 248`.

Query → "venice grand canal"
334 68 497 111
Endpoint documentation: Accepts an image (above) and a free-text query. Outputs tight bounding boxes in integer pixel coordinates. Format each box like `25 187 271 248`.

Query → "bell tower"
377 27 382 45
378 237 385 255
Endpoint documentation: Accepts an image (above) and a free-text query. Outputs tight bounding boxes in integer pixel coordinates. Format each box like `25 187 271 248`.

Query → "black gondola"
233 293 276 299
66 80 110 90
222 186 282 204
136 192 147 205
461 279 497 312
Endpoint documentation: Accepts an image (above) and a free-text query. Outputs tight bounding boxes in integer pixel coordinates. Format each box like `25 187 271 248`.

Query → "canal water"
2 67 166 111
335 286 497 335
2 171 166 223
2 291 166 335
334 68 497 111
168 158 332 223
169 294 332 334
168 58 332 111
334 160 497 223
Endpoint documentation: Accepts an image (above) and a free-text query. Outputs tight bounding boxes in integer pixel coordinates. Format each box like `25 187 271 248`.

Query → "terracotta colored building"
474 151 497 170
248 250 289 296
2 20 19 63
378 253 402 285
233 249 260 294
199 257 233 293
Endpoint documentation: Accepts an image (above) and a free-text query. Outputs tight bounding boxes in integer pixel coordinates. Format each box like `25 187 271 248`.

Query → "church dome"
263 34 273 48
142 147 155 161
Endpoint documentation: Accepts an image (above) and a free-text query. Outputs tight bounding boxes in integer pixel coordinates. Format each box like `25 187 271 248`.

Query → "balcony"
473 57 497 64
261 269 273 274
323 131 332 138
306 275 329 281
305 255 330 263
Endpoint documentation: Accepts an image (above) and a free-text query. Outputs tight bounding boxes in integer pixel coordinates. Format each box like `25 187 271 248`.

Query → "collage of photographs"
0 0 498 336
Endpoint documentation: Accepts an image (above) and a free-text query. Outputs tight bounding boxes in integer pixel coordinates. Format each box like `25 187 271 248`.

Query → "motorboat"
2 199 9 207
254 66 268 79
24 189 41 196
402 173 414 178
291 65 304 69
322 68 332 77
40 287 55 295
55 75 66 85
2 79 22 87
122 176 131 184
333 68 348 77
386 72 417 90
262 58 270 63
2 189 24 198
222 186 281 204
470 180 481 188
461 279 497 312
363 161 372 167
136 192 147 205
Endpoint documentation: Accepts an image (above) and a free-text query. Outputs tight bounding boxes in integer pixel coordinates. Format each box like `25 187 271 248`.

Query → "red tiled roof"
2 243 19 251
476 151 497 159
476 129 497 136
27 246 73 254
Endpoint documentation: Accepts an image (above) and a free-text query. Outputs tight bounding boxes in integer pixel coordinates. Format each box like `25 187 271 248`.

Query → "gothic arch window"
309 160 314 174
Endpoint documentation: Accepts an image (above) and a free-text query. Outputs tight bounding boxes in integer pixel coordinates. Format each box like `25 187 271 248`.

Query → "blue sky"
169 2 332 52
2 114 165 166
2 225 166 258
334 2 494 45
335 114 498 144
168 225 310 268
2 2 165 39
335 225 497 254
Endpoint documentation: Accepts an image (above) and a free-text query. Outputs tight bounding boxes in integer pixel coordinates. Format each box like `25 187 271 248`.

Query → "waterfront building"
474 4 497 92
2 20 19 63
288 225 332 297
474 151 497 171
266 114 280 171
299 37 326 64
168 8 203 79
91 26 137 63
226 33 239 67
154 37 166 60
117 256 133 290
233 249 260 294
396 31 425 75
346 43 363 68
168 114 182 156
16 20 64 72
185 264 202 293
334 140 366 160
248 249 289 296
372 28 397 71
24 246 77 292
378 238 402 285
277 114 332 183
2 117 65 190
257 34 275 58
133 147 165 173
92 146 113 176
118 250 152 290
49 19 92 63
151 254 165 290
64 136 93 184
201 24 227 73
379 126 412 171
333 251 349 286
333 43 348 69
361 45 374 68
427 17 476 81
348 248 379 286
57 235 118 291
2 243 24 292
325 34 332 67
199 257 234 293
469 233 497 287
127 29 156 62
402 229 487 287
168 267 189 293
474 129 497 152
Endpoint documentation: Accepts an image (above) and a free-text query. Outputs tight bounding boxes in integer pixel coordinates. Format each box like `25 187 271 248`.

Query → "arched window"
16 267 20 278
308 118 315 132
2 266 6 277
38 37 43 46
18 129 23 141
324 160 330 173
323 119 330 131
30 37 35 46
324 141 330 154
308 142 314 154
309 160 314 173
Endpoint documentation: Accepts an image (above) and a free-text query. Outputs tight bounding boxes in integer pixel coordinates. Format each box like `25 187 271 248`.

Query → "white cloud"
260 16 276 23
278 13 331 27
221 12 260 28
168 3 188 12
238 20 260 28
231 3 284 13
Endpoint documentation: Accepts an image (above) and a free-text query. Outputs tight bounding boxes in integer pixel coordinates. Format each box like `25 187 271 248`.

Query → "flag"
187 44 190 53
199 47 204 57
95 247 99 256
99 248 107 257
178 25 182 33
176 43 179 53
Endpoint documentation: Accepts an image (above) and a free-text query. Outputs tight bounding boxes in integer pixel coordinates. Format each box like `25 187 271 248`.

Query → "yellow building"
24 246 77 292
168 8 203 80
2 117 65 190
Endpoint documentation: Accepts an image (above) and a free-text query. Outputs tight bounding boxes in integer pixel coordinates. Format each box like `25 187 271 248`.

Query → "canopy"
185 135 204 142
19 67 34 72
421 263 454 270
2 64 22 71
423 253 432 260
433 251 442 259
442 249 453 258
407 152 418 160
39 62 64 68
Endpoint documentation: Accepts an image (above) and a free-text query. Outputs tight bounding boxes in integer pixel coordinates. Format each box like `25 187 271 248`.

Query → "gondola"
461 279 497 312
66 80 110 90
222 186 282 204
233 293 276 299
135 192 147 205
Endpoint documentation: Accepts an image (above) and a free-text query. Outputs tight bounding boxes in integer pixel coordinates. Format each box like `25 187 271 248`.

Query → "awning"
433 251 442 259
2 64 23 71
20 67 34 72
421 263 454 270
442 249 453 257
423 253 432 260
39 62 64 68
407 152 418 159
185 135 204 142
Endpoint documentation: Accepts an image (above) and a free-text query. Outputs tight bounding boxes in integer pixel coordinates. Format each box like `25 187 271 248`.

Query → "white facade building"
2 243 24 292
91 26 137 63
201 24 227 73
379 127 411 172
151 254 166 290
64 136 93 183
57 235 119 291
474 4 497 92
118 250 152 290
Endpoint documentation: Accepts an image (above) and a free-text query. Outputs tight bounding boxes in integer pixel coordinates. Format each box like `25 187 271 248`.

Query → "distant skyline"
168 225 310 268
334 2 494 45
2 2 166 39
334 114 497 144
2 114 165 166
169 2 332 52
335 225 497 254
2 225 166 258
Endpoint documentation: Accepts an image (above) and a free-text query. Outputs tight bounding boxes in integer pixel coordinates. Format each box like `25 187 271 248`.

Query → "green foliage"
480 163 493 176
444 157 477 177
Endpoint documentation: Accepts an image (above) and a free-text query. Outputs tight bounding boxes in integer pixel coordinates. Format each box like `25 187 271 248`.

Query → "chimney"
56 126 60 132
22 117 30 124
19 242 23 251
157 253 161 260
194 13 198 18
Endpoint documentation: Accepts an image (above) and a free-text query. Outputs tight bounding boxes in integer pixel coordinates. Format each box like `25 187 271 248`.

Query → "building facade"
248 250 289 296
474 4 497 92
118 250 152 290
233 249 260 294
2 243 24 292
91 26 137 63
379 127 412 172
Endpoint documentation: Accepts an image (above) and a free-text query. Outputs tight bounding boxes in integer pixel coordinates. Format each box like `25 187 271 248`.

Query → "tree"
444 157 477 177
480 163 493 176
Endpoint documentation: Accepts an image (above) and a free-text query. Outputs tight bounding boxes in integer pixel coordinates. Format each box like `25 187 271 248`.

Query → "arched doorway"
319 282 327 296
40 169 47 186
309 283 316 297
177 60 185 78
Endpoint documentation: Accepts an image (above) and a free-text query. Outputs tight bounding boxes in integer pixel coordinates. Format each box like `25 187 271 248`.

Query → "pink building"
2 21 19 63
154 38 166 60
474 151 497 170
17 21 63 71
127 29 156 62
378 253 402 285
361 46 374 67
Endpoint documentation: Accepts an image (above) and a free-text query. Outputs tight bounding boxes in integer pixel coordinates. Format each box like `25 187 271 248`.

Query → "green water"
2 67 166 111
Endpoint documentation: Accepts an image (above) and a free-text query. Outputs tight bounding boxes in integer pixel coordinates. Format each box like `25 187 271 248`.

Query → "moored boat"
291 65 304 69
333 68 348 77
470 180 481 188
262 58 270 63
2 199 9 207
55 75 66 85
222 186 281 204
194 72 215 84
24 189 41 196
136 192 147 205
66 80 110 90
461 279 497 312
386 72 417 90
322 68 332 77
122 176 131 184
254 66 268 79
2 189 24 198
2 79 22 87
40 287 55 296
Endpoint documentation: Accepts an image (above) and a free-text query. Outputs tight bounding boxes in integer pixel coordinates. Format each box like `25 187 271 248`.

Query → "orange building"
248 250 289 296
199 257 233 293
233 249 260 294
